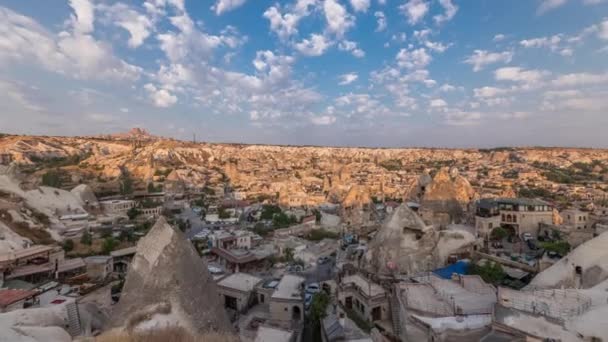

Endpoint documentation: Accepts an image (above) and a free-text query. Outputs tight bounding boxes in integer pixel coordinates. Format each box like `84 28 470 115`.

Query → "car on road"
305 293 313 310
317 256 331 264
306 283 320 294
522 233 533 242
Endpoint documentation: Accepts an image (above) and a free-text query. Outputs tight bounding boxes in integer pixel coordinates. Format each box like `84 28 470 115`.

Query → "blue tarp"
433 260 470 279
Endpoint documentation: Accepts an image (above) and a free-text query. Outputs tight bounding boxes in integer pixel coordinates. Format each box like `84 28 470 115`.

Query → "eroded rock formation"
109 217 233 335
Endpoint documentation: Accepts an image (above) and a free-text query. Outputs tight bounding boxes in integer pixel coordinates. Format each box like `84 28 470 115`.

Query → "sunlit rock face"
109 217 233 335
419 167 476 226
363 204 475 275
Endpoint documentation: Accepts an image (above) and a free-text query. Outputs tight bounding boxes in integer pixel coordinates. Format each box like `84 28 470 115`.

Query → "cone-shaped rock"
363 204 475 275
109 217 233 334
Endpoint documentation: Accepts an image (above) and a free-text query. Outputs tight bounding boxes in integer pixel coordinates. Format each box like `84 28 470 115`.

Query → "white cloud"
396 48 431 69
493 34 506 42
338 40 365 58
430 98 447 107
264 2 315 40
399 0 429 25
433 0 458 25
98 3 153 48
339 72 358 85
144 83 177 107
69 0 95 34
494 67 549 83
295 34 333 56
537 0 567 14
310 115 336 125
439 83 456 92
444 111 482 126
473 86 510 98
120 107 130 113
520 34 562 51
0 6 141 81
463 50 513 72
324 0 355 37
350 0 371 13
374 11 387 32
0 80 45 112
551 72 608 87
599 18 608 40
212 0 247 15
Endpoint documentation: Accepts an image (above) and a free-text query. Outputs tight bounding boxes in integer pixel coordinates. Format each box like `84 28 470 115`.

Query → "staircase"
390 294 403 340
65 301 82 337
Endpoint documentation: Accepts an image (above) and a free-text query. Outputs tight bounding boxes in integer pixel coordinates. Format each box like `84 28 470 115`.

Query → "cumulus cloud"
433 0 458 25
264 1 316 40
339 72 358 85
144 83 177 107
0 6 141 81
295 34 333 56
520 34 563 51
374 11 387 31
69 0 95 34
430 98 447 108
396 48 431 69
324 0 355 37
350 0 371 13
473 86 510 98
551 72 608 87
464 50 513 72
338 40 365 58
399 0 429 25
494 67 549 84
599 18 608 40
212 0 247 15
493 34 506 42
98 3 153 48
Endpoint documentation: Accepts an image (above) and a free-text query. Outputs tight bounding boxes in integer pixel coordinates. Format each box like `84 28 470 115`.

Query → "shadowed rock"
109 217 233 334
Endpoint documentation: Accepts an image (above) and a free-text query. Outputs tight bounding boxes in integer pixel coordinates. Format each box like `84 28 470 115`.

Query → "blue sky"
0 0 607 147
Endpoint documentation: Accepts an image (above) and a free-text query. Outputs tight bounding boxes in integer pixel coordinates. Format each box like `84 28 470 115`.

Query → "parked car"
306 283 320 294
522 233 533 242
317 256 331 264
305 293 313 310
491 241 503 249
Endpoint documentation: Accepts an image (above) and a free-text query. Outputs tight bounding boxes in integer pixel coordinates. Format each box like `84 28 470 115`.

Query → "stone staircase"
390 294 403 340
65 301 82 337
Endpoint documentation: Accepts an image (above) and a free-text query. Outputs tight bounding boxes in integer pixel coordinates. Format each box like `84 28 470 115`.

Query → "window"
488 223 493 229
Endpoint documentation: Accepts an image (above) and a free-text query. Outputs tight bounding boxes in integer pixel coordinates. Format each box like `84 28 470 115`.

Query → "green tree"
127 207 141 220
283 247 294 262
62 239 74 252
218 207 231 219
469 261 506 285
80 231 92 245
119 169 134 195
102 237 118 254
260 205 282 220
41 170 63 187
310 292 330 340
540 241 570 255
490 227 508 241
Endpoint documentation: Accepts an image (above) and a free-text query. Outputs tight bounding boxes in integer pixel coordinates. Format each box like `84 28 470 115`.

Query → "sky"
0 0 607 148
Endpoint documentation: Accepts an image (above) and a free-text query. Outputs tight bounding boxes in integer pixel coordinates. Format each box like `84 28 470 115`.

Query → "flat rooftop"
218 272 262 293
342 274 386 297
271 274 304 301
